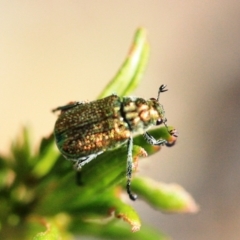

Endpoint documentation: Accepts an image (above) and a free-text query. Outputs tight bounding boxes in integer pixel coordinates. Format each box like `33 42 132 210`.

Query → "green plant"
0 28 198 240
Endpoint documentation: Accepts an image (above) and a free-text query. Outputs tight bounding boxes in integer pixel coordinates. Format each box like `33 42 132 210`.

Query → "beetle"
52 85 178 200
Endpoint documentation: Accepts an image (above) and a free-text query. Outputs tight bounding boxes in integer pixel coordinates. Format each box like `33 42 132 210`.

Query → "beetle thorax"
121 97 165 133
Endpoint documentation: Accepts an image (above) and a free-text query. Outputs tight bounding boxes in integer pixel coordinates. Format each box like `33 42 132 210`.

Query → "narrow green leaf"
114 199 141 232
98 28 149 98
132 177 199 213
32 139 59 178
69 220 169 240
10 127 33 168
32 220 61 240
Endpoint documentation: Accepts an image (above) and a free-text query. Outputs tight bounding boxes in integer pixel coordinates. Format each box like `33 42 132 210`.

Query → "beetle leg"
143 132 168 146
74 152 103 185
169 129 178 137
126 135 137 201
76 171 83 185
52 101 83 113
165 140 176 147
165 129 178 147
72 152 103 170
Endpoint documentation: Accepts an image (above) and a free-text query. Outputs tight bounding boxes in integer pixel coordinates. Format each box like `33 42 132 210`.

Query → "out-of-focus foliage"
0 28 198 240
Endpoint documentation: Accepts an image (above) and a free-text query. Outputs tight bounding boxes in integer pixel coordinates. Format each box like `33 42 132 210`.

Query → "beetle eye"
156 119 163 125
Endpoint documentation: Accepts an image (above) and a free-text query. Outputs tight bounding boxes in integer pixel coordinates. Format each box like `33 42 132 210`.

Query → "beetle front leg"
126 135 137 201
143 132 168 146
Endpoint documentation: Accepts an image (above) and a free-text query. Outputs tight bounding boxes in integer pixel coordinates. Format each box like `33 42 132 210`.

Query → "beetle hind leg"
76 171 83 185
126 135 137 201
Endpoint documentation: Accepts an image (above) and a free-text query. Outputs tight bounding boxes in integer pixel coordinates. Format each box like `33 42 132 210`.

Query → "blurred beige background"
1 1 240 239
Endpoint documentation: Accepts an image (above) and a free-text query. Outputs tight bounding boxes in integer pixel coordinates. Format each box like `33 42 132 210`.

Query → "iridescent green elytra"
53 85 178 200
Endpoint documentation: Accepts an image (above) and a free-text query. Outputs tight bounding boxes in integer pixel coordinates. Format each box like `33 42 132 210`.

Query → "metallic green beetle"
53 85 178 200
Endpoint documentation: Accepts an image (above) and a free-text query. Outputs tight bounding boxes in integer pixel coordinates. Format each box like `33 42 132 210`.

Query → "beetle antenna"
163 120 169 131
157 85 178 138
157 84 168 101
